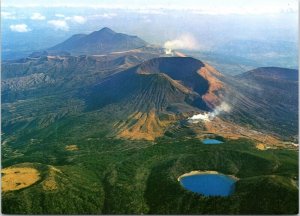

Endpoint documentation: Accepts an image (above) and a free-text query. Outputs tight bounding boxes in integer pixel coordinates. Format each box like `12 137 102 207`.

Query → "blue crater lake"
202 139 223 144
179 173 236 197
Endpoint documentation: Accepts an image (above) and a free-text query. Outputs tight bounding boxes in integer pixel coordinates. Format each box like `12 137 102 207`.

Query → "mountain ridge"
2 54 298 140
236 66 298 81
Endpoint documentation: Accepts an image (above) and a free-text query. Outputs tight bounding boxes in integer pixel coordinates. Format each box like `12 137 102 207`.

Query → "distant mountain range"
48 27 148 55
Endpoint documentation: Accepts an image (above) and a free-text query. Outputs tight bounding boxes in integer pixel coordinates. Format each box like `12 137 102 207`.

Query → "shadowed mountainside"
81 57 226 140
228 67 298 139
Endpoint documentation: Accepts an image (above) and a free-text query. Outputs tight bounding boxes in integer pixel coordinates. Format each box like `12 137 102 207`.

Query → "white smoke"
188 113 211 123
188 102 231 123
164 34 199 55
209 102 231 118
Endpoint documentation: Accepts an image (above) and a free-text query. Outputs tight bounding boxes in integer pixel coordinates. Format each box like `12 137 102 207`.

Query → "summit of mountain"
48 27 148 55
80 56 227 140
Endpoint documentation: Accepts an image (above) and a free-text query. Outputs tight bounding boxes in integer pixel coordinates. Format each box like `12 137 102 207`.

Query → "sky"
2 0 298 14
1 0 298 61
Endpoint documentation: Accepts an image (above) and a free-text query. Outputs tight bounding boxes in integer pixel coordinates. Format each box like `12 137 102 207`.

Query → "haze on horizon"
2 0 298 70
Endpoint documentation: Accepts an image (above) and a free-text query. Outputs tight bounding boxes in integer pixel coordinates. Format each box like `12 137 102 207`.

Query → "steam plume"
188 102 231 123
164 34 199 55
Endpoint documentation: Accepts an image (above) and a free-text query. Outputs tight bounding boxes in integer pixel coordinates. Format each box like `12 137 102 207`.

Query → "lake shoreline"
177 170 239 181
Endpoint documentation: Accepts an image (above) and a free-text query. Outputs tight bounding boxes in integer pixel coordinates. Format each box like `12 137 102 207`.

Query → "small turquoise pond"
202 139 223 144
180 174 236 197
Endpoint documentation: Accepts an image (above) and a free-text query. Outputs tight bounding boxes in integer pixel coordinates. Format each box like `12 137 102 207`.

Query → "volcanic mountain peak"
137 57 205 74
97 27 116 34
129 57 227 112
123 71 202 112
83 56 229 140
135 57 208 95
48 27 148 55
136 57 226 108
83 27 117 43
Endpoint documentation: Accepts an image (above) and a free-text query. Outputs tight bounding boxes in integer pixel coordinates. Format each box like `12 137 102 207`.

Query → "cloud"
10 24 31 32
102 13 117 19
55 14 65 18
143 18 152 23
137 9 165 15
48 19 69 31
66 15 86 24
2 1 297 16
140 15 152 23
164 34 199 51
2 12 16 19
90 13 117 19
191 3 298 15
47 15 86 31
72 15 86 23
30 12 46 20
3 0 297 16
